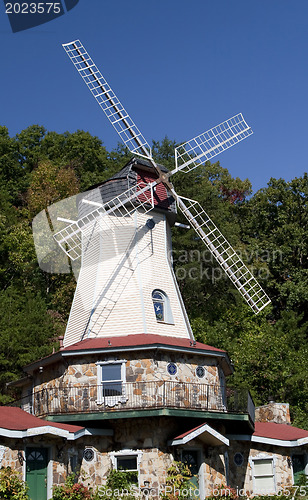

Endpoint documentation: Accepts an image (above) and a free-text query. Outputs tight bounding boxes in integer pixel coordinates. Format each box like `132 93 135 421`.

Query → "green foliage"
97 469 138 499
0 286 60 401
240 175 308 320
0 126 307 428
193 308 308 428
0 466 29 499
294 472 308 486
161 461 192 500
52 473 94 500
206 485 247 499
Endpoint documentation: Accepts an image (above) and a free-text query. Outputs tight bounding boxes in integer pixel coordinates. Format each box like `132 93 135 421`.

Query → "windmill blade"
170 114 252 175
62 40 152 159
176 195 271 314
53 181 157 260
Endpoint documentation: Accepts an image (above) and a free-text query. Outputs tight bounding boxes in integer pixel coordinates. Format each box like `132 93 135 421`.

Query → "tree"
0 286 60 402
39 130 122 190
193 307 308 429
240 175 308 320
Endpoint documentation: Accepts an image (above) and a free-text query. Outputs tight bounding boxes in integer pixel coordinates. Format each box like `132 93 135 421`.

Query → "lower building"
2 336 308 499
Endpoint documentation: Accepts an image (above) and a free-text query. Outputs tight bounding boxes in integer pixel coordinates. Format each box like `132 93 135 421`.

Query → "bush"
0 467 29 500
97 469 138 499
52 474 94 500
161 461 193 500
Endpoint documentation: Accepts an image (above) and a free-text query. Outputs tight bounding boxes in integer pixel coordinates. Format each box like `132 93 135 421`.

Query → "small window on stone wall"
167 362 177 376
110 450 142 486
234 452 244 467
196 366 205 379
83 448 95 462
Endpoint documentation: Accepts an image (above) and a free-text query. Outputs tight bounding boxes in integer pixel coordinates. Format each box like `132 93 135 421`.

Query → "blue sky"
1 0 308 193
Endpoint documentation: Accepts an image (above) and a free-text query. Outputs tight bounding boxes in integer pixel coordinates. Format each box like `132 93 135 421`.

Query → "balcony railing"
11 382 255 423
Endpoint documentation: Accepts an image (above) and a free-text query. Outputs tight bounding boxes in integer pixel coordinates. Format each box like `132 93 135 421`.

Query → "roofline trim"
227 433 308 448
22 342 232 375
169 423 229 447
62 344 231 369
0 425 113 441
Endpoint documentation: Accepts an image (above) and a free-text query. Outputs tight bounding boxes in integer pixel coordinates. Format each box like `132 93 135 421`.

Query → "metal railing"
10 381 254 422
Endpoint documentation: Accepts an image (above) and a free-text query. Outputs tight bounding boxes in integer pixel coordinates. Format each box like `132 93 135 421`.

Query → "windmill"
49 40 270 346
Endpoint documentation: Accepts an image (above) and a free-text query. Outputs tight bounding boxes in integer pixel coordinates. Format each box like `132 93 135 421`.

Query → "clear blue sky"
1 0 308 193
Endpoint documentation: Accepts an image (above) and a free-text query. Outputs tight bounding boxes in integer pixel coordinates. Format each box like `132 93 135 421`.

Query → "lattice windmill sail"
58 39 270 315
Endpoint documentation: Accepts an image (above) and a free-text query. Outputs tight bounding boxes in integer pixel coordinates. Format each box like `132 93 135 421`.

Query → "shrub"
0 466 29 500
97 469 138 499
161 461 193 500
52 474 93 500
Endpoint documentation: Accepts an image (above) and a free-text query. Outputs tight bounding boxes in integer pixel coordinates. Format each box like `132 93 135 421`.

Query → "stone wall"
50 416 176 495
31 351 221 389
23 350 224 417
227 440 294 494
0 424 300 498
255 403 291 424
0 441 23 472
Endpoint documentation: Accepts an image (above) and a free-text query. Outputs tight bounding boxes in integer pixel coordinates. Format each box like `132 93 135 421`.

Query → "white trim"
152 288 174 325
169 423 229 446
165 219 194 340
250 453 277 495
47 448 53 500
96 359 127 405
63 344 228 360
227 433 308 448
0 425 113 441
109 449 142 487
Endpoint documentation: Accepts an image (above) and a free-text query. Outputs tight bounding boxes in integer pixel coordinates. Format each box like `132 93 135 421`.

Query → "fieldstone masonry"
255 402 291 424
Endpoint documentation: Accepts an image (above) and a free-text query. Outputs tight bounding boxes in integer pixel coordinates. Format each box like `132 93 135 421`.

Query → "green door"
26 447 48 500
292 454 306 485
182 450 200 499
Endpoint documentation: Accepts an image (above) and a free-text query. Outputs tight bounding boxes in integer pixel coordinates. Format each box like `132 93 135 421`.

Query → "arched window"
152 290 174 324
152 290 165 321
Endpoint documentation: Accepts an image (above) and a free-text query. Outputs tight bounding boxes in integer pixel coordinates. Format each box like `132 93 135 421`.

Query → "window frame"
152 289 174 324
110 449 142 487
96 360 127 406
250 454 276 495
167 362 178 377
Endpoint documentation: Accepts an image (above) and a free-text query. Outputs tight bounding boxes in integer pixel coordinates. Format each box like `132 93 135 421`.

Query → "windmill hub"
159 173 169 184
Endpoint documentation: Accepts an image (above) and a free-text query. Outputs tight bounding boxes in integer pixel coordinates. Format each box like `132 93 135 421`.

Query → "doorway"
181 449 202 499
26 447 48 500
292 454 307 485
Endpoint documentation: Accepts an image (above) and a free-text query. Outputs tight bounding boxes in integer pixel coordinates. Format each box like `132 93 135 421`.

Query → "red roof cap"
254 422 308 441
0 407 84 432
173 423 206 440
63 334 225 354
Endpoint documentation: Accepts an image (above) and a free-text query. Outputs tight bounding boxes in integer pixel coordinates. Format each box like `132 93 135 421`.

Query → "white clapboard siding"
64 209 192 347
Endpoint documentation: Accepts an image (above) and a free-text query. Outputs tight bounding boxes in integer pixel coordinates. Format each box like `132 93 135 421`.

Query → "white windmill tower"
52 40 270 348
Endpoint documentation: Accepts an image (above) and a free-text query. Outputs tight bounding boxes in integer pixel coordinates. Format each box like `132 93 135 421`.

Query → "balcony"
12 381 255 423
